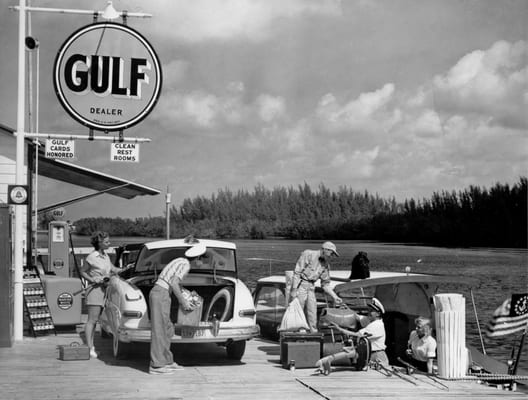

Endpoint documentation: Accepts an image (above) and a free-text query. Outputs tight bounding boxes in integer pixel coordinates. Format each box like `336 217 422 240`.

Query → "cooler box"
41 276 82 326
280 332 323 369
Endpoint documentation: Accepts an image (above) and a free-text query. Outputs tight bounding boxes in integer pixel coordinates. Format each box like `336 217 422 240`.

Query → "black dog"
349 251 370 279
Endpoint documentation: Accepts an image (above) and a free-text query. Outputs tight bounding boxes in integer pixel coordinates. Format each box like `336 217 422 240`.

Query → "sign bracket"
25 132 150 143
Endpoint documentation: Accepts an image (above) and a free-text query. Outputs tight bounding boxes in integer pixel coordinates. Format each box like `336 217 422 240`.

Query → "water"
68 235 528 371
232 239 528 372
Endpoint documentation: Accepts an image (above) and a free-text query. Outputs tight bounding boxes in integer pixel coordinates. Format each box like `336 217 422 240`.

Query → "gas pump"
48 221 70 277
41 220 82 326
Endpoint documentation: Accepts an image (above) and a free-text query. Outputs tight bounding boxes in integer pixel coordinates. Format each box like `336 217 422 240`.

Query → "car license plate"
181 327 207 338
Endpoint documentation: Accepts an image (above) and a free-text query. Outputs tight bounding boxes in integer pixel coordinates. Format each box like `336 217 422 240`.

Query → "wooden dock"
0 329 525 400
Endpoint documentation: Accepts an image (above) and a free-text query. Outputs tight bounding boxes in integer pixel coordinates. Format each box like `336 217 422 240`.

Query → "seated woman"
405 316 437 374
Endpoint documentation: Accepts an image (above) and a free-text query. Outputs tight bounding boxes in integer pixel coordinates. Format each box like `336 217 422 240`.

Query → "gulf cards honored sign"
53 22 162 131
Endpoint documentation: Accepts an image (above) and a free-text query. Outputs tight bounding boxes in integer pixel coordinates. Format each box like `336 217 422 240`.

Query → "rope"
439 373 528 381
470 288 486 355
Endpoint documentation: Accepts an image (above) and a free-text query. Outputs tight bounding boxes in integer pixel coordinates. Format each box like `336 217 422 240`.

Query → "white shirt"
156 257 190 291
359 318 386 351
84 250 113 279
408 330 437 362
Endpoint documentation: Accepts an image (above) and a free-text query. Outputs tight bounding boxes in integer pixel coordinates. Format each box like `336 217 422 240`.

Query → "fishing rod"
396 357 449 390
372 361 417 386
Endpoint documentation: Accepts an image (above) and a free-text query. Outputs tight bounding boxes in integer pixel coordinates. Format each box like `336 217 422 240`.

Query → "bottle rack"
23 268 56 337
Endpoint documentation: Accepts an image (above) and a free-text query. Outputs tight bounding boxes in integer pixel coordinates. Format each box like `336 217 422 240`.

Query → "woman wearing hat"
148 243 207 375
316 297 389 374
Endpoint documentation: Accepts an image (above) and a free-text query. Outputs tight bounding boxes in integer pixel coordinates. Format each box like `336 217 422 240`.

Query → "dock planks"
0 329 525 400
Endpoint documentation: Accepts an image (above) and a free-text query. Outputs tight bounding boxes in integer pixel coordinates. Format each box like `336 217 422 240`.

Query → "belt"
371 350 385 353
155 279 170 290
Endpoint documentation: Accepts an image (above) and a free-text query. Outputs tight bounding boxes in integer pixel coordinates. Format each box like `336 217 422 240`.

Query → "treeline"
364 177 527 247
72 178 527 248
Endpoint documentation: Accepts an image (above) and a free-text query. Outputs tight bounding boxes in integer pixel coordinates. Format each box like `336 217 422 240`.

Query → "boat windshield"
135 246 236 274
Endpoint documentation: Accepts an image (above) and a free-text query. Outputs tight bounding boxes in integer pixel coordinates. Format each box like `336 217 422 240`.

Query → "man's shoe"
166 363 184 371
149 366 175 375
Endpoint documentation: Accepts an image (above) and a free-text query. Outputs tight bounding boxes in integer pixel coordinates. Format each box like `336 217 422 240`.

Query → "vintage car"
254 271 360 341
99 237 260 360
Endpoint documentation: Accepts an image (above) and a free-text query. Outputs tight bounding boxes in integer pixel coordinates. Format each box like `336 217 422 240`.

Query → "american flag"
486 293 528 338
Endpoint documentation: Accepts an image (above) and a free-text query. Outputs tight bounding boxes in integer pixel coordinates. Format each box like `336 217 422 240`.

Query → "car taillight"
123 311 143 318
125 293 142 301
238 309 256 317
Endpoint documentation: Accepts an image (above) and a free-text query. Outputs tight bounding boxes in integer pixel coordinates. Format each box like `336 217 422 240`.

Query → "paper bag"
278 298 309 332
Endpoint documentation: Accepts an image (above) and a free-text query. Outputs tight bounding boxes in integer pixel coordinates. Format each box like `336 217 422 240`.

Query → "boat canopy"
334 272 479 294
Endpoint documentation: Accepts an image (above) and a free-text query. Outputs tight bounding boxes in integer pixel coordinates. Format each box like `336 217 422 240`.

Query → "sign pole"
14 0 27 341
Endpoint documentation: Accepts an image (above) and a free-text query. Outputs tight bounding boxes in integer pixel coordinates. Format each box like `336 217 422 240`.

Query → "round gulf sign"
51 207 66 219
53 22 162 131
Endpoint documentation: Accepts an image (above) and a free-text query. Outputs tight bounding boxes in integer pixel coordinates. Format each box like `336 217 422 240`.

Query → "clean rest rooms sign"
53 22 162 131
110 142 139 162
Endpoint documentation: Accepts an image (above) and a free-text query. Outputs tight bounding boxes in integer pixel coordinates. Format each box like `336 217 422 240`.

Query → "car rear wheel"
113 334 130 359
226 340 246 360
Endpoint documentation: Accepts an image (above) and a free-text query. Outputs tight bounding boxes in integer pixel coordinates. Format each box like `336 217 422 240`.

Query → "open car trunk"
132 274 236 325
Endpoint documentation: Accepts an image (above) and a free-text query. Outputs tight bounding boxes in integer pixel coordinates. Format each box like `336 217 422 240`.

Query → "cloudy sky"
0 0 527 220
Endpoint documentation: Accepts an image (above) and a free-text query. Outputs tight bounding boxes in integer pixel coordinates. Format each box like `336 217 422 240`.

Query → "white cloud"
408 109 442 137
330 146 379 178
432 40 527 129
315 83 400 133
144 0 342 42
256 94 286 122
157 86 288 132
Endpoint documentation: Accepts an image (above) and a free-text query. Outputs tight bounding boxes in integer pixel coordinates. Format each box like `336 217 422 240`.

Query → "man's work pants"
296 281 318 332
149 285 175 368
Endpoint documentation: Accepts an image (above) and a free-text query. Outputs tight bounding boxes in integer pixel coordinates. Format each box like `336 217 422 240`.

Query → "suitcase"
58 342 90 361
280 332 323 369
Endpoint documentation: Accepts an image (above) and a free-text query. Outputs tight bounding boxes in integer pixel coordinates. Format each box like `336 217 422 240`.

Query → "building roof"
0 123 160 202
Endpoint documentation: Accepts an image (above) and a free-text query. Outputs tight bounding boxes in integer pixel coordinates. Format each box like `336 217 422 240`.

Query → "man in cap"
148 242 207 375
358 297 389 367
318 297 388 374
290 241 343 333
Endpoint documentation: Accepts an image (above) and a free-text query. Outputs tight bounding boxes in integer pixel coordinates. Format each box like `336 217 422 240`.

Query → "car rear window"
135 246 236 274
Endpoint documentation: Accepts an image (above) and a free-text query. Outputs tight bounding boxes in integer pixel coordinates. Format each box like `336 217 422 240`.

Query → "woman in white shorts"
80 231 122 358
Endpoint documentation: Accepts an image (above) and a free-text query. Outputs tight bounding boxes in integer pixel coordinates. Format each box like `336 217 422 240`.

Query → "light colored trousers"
149 285 175 368
296 280 318 332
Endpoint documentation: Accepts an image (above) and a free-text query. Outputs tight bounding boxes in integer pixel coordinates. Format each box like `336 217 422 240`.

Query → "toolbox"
58 342 90 361
280 332 323 369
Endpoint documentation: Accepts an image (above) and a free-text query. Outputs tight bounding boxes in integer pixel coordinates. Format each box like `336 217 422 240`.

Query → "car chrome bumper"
116 324 260 344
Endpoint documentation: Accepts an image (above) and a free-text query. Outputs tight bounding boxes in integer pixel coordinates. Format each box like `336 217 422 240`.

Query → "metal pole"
33 44 39 267
10 5 152 19
25 132 151 142
14 0 27 341
470 289 486 355
512 327 527 375
165 187 171 240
